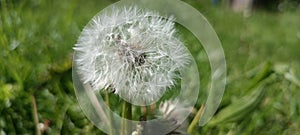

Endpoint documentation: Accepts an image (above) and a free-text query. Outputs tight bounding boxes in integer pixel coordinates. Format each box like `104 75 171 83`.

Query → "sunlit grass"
0 0 299 134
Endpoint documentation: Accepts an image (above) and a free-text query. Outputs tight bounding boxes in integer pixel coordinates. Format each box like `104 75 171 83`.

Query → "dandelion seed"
131 123 143 135
74 6 191 105
158 99 193 134
159 100 193 122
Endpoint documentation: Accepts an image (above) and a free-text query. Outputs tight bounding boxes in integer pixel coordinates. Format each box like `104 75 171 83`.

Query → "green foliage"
208 62 273 126
1 0 300 134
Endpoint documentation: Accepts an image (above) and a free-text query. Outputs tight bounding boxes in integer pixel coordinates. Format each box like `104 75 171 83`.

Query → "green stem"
187 104 205 134
122 100 132 135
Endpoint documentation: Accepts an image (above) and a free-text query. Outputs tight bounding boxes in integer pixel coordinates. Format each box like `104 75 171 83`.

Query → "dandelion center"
112 34 146 67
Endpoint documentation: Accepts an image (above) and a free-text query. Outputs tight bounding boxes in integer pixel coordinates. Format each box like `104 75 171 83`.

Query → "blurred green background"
0 0 300 134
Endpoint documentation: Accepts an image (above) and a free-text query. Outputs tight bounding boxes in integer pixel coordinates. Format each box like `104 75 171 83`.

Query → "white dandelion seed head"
74 6 191 105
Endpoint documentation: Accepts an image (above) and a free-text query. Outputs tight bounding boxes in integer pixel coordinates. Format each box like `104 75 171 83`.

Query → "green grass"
1 0 300 134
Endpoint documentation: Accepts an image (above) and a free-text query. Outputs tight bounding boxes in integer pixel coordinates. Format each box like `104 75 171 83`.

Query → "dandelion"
158 99 193 134
74 6 191 105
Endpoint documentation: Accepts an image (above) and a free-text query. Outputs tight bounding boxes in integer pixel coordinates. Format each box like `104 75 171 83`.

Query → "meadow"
0 0 299 134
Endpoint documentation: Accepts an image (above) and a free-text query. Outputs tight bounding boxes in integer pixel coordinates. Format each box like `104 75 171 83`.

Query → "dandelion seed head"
74 6 191 105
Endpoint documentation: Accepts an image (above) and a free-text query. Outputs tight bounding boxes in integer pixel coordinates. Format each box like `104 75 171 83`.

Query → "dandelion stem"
150 103 156 116
105 91 110 106
140 104 147 134
187 104 205 134
31 95 41 135
122 100 132 135
141 105 147 117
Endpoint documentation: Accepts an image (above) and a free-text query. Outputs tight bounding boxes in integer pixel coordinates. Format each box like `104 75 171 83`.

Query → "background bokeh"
0 0 299 134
